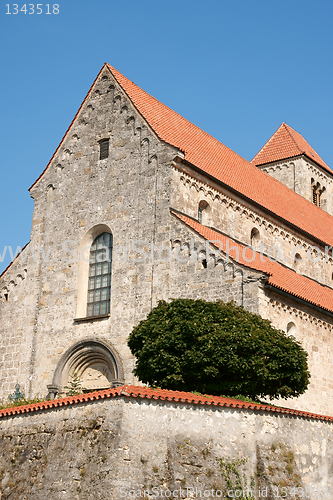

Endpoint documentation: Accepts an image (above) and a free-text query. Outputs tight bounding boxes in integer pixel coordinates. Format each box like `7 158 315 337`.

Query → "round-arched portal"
48 338 124 398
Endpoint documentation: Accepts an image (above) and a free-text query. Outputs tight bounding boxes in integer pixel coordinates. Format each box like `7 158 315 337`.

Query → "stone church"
1 63 333 415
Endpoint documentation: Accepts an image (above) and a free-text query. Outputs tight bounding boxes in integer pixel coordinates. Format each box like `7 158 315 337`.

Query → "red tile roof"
106 65 333 249
0 385 331 421
252 122 331 174
30 64 333 250
171 210 333 316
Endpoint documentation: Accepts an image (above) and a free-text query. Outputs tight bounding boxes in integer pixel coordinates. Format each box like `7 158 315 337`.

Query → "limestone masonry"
1 63 333 415
0 387 332 499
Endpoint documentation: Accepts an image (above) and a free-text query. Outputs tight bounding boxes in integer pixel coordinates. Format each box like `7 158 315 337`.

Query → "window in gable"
87 232 112 317
99 139 109 160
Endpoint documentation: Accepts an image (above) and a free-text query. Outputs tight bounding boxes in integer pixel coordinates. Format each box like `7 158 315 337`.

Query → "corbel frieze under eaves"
269 297 333 331
176 168 333 265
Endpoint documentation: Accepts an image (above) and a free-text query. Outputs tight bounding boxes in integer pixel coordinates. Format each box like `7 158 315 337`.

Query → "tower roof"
251 122 331 173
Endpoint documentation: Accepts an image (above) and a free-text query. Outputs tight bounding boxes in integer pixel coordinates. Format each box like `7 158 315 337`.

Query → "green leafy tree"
128 299 310 400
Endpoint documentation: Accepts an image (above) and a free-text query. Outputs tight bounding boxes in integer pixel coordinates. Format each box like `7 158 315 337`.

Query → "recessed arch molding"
47 338 124 398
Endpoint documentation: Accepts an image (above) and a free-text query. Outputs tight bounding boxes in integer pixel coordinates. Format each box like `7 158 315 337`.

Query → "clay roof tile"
0 385 331 421
252 122 331 173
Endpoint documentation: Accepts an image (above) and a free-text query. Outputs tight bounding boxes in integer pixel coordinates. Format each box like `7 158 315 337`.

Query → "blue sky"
1 0 333 273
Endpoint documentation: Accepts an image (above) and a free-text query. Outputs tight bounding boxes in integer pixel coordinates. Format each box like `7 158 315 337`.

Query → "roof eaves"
265 283 333 319
175 158 328 251
171 209 333 316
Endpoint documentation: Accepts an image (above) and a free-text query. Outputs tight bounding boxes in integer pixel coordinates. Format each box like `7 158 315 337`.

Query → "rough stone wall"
0 66 179 400
0 396 331 499
166 220 264 315
0 66 264 402
0 245 37 400
259 157 333 215
258 287 333 416
171 166 333 288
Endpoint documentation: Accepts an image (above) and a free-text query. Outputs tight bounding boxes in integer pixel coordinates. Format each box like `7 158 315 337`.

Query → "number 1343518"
6 4 59 14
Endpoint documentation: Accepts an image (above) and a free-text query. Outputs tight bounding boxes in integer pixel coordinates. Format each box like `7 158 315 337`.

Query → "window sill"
74 314 110 323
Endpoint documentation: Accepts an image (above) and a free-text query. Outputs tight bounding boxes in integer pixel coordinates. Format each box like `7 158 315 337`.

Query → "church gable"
29 65 168 196
2 63 333 416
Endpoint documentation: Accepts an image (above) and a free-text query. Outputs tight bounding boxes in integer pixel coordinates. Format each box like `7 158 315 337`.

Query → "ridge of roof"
0 385 332 421
106 65 333 249
171 210 333 316
252 122 331 174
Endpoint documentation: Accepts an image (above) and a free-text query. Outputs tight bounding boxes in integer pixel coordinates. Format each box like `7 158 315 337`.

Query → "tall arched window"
87 233 113 317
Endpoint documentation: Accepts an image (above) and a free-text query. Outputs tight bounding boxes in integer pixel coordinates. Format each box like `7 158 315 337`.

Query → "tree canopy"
127 299 310 400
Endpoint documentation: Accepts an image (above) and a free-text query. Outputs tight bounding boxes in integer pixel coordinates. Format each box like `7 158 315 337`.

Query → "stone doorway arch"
47 338 124 398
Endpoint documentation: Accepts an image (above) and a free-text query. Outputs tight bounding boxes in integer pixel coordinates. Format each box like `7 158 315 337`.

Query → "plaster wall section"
258 286 333 416
0 396 331 499
171 167 333 288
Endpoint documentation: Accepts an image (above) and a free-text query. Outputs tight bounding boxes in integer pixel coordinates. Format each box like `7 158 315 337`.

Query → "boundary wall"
0 386 331 499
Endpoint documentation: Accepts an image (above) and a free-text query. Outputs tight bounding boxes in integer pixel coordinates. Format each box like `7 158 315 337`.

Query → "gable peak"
252 122 331 174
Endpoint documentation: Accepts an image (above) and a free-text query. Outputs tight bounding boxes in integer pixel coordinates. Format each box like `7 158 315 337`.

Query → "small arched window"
287 322 297 337
250 228 260 247
198 200 210 224
294 252 302 272
87 233 113 317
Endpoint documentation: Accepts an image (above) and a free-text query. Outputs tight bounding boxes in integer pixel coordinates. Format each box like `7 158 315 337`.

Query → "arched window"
250 227 260 247
198 200 210 224
286 322 297 337
294 252 302 272
311 179 325 208
87 232 113 317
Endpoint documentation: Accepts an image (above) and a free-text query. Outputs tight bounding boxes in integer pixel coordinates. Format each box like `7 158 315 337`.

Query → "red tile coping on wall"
252 123 331 174
0 385 332 421
171 210 333 316
28 63 333 253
